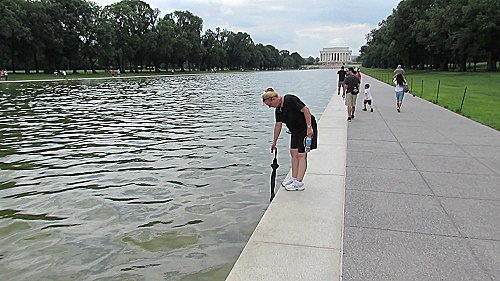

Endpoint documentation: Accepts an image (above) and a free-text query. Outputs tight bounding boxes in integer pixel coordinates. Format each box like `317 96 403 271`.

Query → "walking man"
394 64 405 77
343 67 360 121
337 66 347 95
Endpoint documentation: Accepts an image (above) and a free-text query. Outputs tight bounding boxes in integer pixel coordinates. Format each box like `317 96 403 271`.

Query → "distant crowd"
337 64 410 120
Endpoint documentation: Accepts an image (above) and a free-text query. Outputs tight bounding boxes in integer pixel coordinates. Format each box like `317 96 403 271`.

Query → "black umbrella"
270 148 279 202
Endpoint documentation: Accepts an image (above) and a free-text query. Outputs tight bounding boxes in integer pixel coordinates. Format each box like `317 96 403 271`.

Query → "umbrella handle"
274 147 278 158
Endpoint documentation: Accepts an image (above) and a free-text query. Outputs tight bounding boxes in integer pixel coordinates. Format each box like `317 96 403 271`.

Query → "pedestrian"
3 69 7 81
54 70 58 78
62 70 66 79
111 70 115 77
356 68 361 83
337 66 347 95
262 87 318 191
394 64 405 77
362 83 373 112
393 73 407 112
343 67 360 121
116 69 121 77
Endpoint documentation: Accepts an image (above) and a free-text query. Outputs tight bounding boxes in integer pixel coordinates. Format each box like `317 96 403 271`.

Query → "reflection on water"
0 70 336 280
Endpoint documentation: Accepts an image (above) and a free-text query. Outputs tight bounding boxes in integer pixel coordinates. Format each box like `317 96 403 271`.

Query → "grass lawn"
361 68 500 131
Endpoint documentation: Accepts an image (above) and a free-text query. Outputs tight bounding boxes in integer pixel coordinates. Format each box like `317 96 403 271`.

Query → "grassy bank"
0 69 241 82
361 68 500 131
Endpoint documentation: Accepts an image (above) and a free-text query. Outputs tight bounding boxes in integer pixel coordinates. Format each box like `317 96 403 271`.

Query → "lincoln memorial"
320 47 352 65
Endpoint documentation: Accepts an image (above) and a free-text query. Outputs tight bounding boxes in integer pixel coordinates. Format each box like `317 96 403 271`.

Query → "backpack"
348 75 360 94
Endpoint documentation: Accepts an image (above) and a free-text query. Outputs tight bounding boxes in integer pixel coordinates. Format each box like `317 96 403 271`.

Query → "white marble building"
320 47 352 65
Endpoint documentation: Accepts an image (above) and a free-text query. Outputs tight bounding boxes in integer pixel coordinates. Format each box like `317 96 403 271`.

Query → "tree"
101 0 159 72
224 31 254 70
201 28 227 70
463 0 500 71
155 15 176 70
290 52 304 68
0 1 308 73
79 2 104 73
166 10 203 71
0 0 31 72
360 0 499 72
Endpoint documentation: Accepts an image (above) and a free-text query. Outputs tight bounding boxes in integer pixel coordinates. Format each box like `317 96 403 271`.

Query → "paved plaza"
227 74 499 280
343 75 499 280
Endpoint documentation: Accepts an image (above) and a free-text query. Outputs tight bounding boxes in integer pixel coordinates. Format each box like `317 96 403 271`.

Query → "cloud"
94 0 401 58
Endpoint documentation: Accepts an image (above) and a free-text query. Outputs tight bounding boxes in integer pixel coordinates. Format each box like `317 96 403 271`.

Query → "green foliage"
359 0 500 72
0 0 306 73
362 68 500 131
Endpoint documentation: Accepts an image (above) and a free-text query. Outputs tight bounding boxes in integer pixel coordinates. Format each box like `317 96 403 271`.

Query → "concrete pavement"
343 75 500 280
226 74 500 280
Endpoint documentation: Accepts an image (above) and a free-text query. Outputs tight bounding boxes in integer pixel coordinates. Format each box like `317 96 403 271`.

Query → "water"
0 69 337 280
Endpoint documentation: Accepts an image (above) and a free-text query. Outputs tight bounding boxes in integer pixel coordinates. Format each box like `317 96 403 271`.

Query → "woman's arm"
300 106 314 137
271 122 282 152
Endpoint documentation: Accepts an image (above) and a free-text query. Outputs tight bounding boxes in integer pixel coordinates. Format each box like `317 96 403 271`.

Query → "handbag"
403 84 410 93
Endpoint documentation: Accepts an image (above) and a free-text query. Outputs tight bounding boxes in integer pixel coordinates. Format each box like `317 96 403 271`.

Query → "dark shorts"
290 119 318 153
364 99 372 105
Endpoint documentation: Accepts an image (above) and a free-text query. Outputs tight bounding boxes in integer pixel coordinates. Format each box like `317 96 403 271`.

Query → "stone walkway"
343 74 499 280
226 73 499 280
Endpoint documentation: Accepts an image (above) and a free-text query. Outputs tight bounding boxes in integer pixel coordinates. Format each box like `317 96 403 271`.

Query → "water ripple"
0 70 336 280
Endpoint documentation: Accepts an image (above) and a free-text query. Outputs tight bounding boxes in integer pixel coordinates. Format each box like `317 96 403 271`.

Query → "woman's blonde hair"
262 87 279 101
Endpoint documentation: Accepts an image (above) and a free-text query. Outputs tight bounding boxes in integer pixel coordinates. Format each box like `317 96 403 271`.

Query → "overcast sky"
94 0 402 58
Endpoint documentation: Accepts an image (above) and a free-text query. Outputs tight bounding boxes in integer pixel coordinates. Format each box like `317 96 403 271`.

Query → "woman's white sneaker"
284 180 304 191
281 177 295 187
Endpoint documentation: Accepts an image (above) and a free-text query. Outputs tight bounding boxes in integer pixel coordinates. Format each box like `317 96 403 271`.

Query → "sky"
94 0 402 58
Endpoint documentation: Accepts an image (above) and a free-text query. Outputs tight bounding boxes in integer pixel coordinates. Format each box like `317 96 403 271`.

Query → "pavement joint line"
347 165 497 175
346 189 441 197
347 188 500 201
473 158 500 176
350 151 498 159
345 225 465 239
433 196 500 202
347 165 416 171
348 224 500 244
252 240 339 250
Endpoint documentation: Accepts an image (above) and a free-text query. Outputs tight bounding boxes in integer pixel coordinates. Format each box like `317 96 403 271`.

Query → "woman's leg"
296 152 308 181
290 148 299 178
396 91 404 109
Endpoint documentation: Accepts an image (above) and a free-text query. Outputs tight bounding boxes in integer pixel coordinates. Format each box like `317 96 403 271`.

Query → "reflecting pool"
0 69 336 280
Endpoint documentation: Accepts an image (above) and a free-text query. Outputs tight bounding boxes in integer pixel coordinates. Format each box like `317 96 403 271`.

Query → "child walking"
362 83 373 112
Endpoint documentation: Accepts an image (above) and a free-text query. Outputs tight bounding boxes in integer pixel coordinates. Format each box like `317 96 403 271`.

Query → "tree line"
359 0 499 71
0 0 318 74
